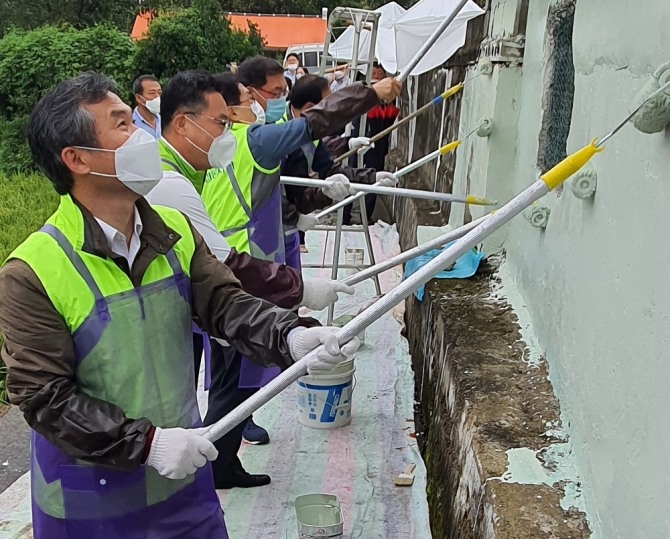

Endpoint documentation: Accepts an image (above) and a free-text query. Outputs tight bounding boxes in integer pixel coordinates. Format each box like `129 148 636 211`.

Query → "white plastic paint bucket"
332 314 366 344
296 361 355 429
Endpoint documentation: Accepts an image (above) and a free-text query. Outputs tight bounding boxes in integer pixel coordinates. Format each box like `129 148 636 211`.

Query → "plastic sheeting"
216 223 431 538
389 0 485 76
403 242 485 300
328 0 484 76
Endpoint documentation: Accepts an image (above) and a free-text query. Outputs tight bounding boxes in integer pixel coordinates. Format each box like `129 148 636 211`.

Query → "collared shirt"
0 195 308 469
147 139 231 263
94 207 143 268
132 107 161 139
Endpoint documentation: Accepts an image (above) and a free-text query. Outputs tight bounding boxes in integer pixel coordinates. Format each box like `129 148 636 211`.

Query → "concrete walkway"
0 223 430 538
0 407 30 493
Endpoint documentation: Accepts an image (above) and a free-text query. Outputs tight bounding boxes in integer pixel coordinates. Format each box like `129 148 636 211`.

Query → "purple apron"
30 224 227 539
284 230 302 271
223 165 284 389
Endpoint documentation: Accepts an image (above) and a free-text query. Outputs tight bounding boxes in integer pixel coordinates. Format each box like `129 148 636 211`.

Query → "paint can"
344 247 364 267
333 314 366 344
295 494 344 538
296 360 355 429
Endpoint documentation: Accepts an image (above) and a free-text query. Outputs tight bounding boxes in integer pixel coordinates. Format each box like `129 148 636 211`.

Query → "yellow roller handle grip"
465 195 498 206
440 140 461 154
541 138 603 191
440 83 464 100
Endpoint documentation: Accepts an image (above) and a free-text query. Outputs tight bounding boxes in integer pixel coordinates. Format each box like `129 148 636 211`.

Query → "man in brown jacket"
0 72 361 539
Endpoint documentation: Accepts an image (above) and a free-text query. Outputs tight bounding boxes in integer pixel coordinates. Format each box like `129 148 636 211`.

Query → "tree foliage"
134 0 264 82
0 0 140 35
0 24 135 171
221 0 416 13
0 0 419 37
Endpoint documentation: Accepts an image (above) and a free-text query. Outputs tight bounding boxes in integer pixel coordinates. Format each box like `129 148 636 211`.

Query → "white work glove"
146 427 218 480
375 171 399 188
297 212 320 232
288 326 362 375
300 278 355 311
348 136 374 155
321 173 353 201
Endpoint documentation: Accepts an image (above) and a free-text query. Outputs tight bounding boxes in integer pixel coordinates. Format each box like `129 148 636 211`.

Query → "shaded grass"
0 173 58 404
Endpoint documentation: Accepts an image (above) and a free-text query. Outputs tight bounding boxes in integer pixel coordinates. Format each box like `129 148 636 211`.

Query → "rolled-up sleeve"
0 261 153 469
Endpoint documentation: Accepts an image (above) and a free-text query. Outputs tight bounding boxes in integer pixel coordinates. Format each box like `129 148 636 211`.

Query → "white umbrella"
327 2 407 72
388 0 485 76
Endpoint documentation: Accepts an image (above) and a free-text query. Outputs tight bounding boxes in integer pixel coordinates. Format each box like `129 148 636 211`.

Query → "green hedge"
0 0 264 173
0 24 135 173
0 173 59 404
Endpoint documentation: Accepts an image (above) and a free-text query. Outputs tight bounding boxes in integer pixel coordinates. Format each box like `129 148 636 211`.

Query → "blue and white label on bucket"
297 380 351 424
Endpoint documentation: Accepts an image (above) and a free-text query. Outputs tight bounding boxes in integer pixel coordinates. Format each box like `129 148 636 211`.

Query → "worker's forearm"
327 164 377 185
189 223 317 368
282 194 301 228
0 260 152 469
296 187 333 214
225 249 304 309
19 377 153 469
303 83 380 140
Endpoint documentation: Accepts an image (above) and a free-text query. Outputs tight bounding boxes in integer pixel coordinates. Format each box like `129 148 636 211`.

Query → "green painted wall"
450 0 670 536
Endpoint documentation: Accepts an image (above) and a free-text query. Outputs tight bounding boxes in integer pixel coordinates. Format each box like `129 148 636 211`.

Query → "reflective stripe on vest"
201 124 280 256
7 194 204 523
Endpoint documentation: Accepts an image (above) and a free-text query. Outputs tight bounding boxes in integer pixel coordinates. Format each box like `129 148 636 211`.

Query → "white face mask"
76 129 163 196
287 64 298 72
186 116 238 169
250 100 266 126
143 96 161 116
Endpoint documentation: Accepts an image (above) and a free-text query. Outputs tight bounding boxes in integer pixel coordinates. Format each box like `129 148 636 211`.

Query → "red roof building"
131 11 327 53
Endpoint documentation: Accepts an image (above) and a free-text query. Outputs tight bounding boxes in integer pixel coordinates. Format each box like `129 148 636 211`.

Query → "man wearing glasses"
198 60 402 485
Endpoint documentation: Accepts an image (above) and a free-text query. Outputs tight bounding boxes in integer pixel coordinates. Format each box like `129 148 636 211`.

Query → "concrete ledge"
407 263 590 538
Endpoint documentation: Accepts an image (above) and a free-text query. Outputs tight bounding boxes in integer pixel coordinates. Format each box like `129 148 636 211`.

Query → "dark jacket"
0 197 317 469
281 130 376 225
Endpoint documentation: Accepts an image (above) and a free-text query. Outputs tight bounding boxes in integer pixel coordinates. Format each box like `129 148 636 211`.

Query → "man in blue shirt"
132 74 162 138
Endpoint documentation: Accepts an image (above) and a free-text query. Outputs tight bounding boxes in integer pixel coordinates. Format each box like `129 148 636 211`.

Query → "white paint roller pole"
203 139 602 443
281 176 495 206
203 181 544 443
332 0 469 165
339 214 490 286
395 0 469 83
315 146 448 220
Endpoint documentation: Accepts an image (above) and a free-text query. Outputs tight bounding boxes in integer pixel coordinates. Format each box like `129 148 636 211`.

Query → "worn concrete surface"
390 103 590 536
440 0 670 535
405 261 589 538
0 406 30 493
